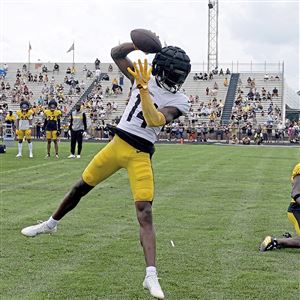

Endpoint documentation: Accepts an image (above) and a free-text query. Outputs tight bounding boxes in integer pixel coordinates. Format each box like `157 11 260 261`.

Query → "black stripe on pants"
71 130 83 155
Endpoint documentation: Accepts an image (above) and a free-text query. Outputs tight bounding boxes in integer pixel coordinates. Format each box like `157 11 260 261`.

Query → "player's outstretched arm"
111 42 136 84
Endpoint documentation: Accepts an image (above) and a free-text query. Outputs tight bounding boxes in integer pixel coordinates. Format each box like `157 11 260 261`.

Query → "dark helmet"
48 100 58 110
20 100 30 110
152 46 191 93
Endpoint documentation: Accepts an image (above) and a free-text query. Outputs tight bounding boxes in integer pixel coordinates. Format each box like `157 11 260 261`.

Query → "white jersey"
117 76 189 143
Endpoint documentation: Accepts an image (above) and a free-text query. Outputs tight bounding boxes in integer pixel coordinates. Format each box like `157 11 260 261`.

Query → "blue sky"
0 0 299 91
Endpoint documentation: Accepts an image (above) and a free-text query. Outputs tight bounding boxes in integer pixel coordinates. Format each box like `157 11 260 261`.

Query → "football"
130 28 162 53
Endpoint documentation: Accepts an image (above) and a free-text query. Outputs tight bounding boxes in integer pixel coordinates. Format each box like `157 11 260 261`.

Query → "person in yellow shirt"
15 101 33 158
5 111 16 127
260 163 300 251
43 100 62 158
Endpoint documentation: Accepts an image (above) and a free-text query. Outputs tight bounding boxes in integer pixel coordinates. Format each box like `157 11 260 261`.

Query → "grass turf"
0 141 299 299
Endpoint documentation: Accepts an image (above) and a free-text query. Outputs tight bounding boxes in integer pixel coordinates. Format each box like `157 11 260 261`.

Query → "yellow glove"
127 59 152 90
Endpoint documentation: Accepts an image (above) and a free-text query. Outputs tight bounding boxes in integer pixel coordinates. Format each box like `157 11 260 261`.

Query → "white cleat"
68 154 75 159
29 153 33 158
55 154 59 159
21 221 57 237
76 155 81 159
45 154 50 159
143 274 165 299
16 153 22 158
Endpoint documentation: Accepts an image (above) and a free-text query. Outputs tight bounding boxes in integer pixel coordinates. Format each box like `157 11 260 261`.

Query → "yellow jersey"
44 109 62 131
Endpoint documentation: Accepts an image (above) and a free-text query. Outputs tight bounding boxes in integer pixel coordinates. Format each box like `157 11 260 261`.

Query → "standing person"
21 42 191 300
260 163 300 251
68 103 87 159
44 100 62 158
16 101 33 158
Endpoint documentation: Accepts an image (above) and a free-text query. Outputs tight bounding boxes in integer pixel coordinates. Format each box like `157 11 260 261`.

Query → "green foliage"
0 142 299 299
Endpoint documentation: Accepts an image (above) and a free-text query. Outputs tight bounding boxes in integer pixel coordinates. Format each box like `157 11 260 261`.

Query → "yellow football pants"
82 135 154 201
288 212 300 236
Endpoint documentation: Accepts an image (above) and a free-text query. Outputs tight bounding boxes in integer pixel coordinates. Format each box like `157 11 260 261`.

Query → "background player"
44 100 62 158
260 162 300 251
21 41 191 299
16 101 33 158
68 103 87 159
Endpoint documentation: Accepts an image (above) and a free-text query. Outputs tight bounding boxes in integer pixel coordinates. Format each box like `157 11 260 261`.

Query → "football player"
44 100 62 158
21 43 191 299
260 162 300 251
16 101 33 158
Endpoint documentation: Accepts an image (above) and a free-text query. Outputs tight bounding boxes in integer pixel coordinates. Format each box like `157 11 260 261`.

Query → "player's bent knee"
72 179 94 198
136 201 153 225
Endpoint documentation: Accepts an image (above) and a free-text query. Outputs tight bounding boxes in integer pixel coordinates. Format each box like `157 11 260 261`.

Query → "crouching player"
260 162 300 251
44 100 62 158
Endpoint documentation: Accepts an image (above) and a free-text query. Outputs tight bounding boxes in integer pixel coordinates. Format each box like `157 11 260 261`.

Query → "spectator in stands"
42 65 48 73
66 67 71 74
5 82 10 90
193 73 199 80
231 134 239 144
272 87 279 97
53 63 59 72
225 68 230 75
108 64 113 72
112 101 118 111
219 68 224 76
203 73 208 80
223 77 228 87
95 58 101 70
3 63 8 72
242 136 251 145
275 75 280 80
247 77 252 85
95 68 101 82
264 73 269 81
209 72 213 80
83 64 87 71
205 87 209 95
213 82 218 90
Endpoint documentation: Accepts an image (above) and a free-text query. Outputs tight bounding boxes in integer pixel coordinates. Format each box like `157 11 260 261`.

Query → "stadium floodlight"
207 0 219 73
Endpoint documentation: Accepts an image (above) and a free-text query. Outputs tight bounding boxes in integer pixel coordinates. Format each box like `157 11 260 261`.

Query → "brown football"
130 29 162 53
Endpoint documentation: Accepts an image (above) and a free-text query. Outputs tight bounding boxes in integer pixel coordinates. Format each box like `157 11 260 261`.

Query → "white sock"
46 216 59 229
146 266 157 276
28 142 33 154
18 143 22 155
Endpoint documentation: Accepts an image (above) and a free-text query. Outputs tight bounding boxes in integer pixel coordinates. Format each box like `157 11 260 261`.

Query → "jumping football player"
260 162 300 251
21 42 191 299
16 101 33 158
44 100 62 158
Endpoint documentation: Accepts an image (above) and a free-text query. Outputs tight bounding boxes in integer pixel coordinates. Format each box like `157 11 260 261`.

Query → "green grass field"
0 141 299 300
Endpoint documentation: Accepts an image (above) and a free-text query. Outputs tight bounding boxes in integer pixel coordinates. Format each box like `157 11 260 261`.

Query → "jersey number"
127 95 157 128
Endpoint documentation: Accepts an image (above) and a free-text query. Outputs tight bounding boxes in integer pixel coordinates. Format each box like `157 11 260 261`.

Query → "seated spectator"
247 77 252 85
53 63 59 72
242 136 251 145
272 87 278 97
264 73 269 81
22 64 27 72
231 134 239 144
203 73 208 80
5 82 10 90
225 68 230 75
83 64 87 71
209 72 213 80
66 67 71 74
42 65 48 73
205 87 209 95
95 68 101 82
193 73 199 80
3 63 8 72
108 64 113 72
219 68 224 76
213 82 219 90
223 77 228 87
86 70 93 78
275 74 280 80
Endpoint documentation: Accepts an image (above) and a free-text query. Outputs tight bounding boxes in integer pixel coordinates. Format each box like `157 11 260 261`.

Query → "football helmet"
20 100 30 111
152 46 191 93
48 100 58 110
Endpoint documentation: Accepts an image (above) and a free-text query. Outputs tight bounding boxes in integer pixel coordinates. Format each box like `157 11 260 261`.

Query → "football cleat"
76 155 81 159
283 232 292 238
55 154 59 159
68 154 75 159
29 153 33 158
45 154 50 159
21 221 57 237
143 274 165 299
16 153 22 158
260 236 278 252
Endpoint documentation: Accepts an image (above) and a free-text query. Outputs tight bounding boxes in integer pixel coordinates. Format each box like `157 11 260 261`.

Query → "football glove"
56 129 61 136
127 59 152 90
259 236 278 252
